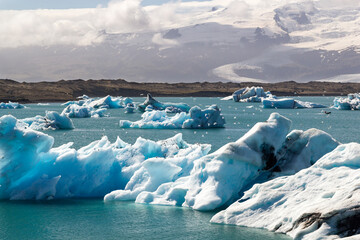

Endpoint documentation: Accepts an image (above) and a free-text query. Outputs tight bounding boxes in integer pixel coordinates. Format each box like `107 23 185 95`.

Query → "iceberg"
332 93 360 110
62 104 107 118
108 113 338 211
211 143 360 240
124 103 136 114
263 98 326 109
0 115 209 200
21 111 74 130
232 87 274 102
119 105 225 129
0 101 24 109
87 95 123 109
138 94 190 113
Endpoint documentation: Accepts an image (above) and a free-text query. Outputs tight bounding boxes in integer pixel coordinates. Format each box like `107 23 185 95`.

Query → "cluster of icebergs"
62 95 134 118
2 111 360 239
138 94 190 113
120 105 225 129
225 86 327 109
0 101 24 109
332 93 360 110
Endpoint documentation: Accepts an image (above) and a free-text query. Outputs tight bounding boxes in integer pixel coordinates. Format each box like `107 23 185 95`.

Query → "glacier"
0 101 24 109
0 114 209 200
107 113 338 212
119 105 225 129
211 143 360 240
332 93 360 110
138 94 190 113
232 87 274 102
21 111 74 130
263 98 326 109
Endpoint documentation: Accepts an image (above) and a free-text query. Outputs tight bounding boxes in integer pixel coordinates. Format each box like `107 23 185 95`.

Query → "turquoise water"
0 96 357 239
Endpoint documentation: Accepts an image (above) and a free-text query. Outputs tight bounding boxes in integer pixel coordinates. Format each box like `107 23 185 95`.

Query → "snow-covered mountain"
1 0 360 83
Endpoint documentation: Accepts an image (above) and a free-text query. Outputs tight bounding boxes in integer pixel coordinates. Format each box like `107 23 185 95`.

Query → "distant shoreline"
0 78 358 103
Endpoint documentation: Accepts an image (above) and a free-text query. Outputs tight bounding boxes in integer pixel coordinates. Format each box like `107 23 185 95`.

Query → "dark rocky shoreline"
0 78 359 103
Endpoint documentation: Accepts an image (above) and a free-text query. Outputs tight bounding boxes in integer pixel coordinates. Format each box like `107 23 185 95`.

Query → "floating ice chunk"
332 93 360 110
119 105 225 129
88 95 123 109
124 103 136 113
220 95 233 101
232 87 274 102
138 94 190 112
0 115 209 200
21 111 74 130
120 113 338 211
211 143 360 239
263 98 326 109
62 104 107 118
0 101 25 109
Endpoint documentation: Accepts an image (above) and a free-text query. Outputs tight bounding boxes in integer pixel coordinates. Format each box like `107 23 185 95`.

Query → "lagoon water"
0 96 358 239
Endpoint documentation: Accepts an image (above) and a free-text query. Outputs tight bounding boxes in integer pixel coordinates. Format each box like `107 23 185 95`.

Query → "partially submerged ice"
212 143 360 240
62 104 107 118
232 87 274 102
0 101 24 109
0 114 209 200
332 93 360 110
138 94 190 113
107 113 338 212
263 98 326 109
119 105 225 129
21 111 74 130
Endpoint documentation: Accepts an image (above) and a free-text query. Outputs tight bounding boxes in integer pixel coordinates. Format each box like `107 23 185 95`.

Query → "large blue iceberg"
0 101 25 109
21 111 74 130
119 105 225 129
232 87 274 102
0 115 209 200
332 93 360 110
263 98 326 109
138 94 190 113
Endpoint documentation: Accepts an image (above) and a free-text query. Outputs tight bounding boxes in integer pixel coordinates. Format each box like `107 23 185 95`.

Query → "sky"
0 0 211 10
0 0 360 83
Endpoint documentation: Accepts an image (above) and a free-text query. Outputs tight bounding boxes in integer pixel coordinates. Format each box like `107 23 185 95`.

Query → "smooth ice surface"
120 105 225 129
21 111 74 130
263 98 326 109
0 101 24 109
232 87 274 102
138 94 190 113
332 93 360 110
108 113 338 212
212 143 360 240
0 115 209 200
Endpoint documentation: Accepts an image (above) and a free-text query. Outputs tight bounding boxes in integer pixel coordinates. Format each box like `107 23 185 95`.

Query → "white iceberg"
263 98 326 109
119 105 225 129
211 143 360 240
0 115 209 200
107 113 338 212
138 94 190 113
21 111 74 130
232 87 274 102
0 101 24 109
87 95 123 109
62 104 107 118
332 93 360 110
